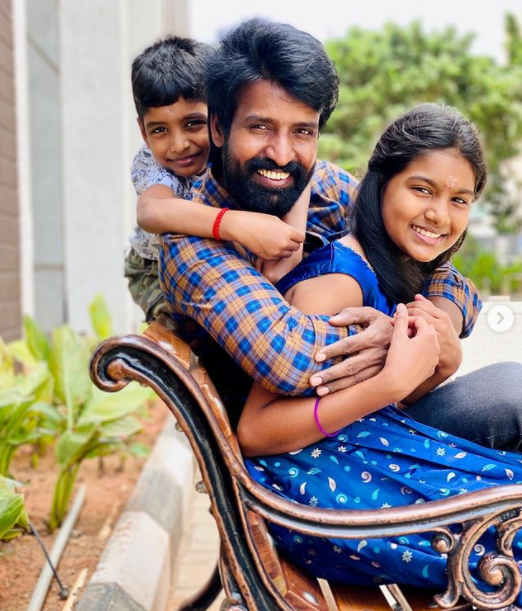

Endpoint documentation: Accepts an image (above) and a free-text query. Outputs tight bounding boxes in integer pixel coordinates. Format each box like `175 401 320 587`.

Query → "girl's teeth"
413 226 443 239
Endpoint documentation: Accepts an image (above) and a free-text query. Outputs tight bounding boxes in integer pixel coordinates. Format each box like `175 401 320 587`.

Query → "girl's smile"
381 149 475 262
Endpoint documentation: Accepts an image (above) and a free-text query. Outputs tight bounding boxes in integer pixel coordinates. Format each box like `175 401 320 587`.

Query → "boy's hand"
254 251 302 284
310 307 393 396
220 211 305 260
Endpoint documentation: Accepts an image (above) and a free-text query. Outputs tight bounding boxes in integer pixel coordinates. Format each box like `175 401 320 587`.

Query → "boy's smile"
139 98 209 178
382 149 475 262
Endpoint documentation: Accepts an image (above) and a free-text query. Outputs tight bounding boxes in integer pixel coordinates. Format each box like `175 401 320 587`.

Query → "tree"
321 16 522 231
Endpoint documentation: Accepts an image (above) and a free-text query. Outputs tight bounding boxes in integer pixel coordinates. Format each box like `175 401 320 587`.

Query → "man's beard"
222 146 314 218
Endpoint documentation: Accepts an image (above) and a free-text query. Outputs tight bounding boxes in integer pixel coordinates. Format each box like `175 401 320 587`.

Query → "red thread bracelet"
212 207 230 240
314 397 340 438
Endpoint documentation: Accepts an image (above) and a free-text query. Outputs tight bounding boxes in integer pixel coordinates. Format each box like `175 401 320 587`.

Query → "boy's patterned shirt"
160 160 482 396
129 146 193 260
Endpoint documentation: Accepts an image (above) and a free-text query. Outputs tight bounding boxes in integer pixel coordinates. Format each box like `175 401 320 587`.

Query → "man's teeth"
258 169 290 180
413 225 444 239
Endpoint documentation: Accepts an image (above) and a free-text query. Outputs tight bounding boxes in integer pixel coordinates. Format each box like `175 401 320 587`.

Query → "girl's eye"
452 197 470 206
413 186 431 195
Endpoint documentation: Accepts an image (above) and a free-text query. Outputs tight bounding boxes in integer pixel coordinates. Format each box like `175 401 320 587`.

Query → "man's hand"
310 307 394 396
405 295 462 378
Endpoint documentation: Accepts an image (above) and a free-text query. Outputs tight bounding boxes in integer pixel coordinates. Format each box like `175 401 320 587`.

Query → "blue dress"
245 241 522 597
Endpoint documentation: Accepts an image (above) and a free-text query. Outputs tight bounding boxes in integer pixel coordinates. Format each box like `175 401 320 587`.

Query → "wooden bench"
90 320 522 611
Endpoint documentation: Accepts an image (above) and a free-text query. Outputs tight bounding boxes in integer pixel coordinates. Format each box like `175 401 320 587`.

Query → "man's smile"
257 169 290 181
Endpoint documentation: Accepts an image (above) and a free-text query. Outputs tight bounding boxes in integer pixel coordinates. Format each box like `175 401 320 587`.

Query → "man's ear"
138 117 149 147
210 114 225 148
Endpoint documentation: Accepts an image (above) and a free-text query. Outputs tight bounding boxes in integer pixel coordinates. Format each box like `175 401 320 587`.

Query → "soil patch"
0 400 167 611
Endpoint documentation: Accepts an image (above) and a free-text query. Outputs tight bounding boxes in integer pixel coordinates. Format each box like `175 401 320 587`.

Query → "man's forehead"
234 80 320 123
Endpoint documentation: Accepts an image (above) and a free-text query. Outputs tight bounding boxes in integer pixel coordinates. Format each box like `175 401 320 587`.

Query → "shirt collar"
191 167 240 210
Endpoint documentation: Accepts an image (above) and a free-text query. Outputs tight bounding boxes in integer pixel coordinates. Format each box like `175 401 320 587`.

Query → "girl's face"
382 149 475 263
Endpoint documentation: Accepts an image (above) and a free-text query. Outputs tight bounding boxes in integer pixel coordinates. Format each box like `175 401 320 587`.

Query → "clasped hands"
310 295 462 397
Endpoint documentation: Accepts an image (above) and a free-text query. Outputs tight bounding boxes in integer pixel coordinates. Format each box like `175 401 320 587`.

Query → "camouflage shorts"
124 248 171 322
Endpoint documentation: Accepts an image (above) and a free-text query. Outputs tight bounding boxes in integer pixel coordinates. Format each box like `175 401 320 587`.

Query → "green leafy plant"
452 235 522 296
0 330 60 476
1 295 155 530
0 476 29 542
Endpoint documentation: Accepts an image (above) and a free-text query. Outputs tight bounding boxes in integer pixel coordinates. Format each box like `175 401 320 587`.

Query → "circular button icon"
486 304 515 333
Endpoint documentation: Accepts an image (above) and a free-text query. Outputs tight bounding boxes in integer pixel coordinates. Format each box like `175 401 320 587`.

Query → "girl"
237 104 522 596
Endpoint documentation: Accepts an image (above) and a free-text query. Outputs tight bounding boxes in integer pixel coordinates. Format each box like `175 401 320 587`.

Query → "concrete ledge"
76 414 194 611
76 583 147 611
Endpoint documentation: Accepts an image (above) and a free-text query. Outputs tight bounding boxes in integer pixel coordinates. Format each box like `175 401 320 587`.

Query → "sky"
188 0 522 61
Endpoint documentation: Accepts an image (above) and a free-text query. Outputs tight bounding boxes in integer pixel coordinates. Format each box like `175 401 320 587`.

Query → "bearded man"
159 19 522 449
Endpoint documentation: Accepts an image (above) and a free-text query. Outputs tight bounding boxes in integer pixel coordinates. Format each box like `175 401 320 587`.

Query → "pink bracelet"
314 397 340 438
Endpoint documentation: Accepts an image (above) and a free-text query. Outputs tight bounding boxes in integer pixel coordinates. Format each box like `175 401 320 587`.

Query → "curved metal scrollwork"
91 334 522 611
432 510 522 610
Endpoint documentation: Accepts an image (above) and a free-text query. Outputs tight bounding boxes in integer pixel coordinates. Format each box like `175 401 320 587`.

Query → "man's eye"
250 124 269 131
296 128 313 136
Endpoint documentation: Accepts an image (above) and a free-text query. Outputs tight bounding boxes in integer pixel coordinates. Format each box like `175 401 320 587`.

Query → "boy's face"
139 98 209 178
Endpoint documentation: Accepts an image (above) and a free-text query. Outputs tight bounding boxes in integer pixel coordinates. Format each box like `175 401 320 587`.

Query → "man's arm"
160 234 348 396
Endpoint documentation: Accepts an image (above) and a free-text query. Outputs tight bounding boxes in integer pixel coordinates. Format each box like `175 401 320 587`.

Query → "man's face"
211 80 319 217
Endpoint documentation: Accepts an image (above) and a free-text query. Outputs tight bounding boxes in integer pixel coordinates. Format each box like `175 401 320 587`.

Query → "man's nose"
265 133 295 167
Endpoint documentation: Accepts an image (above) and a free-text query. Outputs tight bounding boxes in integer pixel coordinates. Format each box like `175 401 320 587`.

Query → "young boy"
125 36 305 322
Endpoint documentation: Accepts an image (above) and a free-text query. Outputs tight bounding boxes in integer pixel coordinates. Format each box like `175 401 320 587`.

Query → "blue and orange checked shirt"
159 160 482 399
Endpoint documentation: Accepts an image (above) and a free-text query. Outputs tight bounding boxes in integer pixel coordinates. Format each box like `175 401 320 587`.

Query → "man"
160 19 522 448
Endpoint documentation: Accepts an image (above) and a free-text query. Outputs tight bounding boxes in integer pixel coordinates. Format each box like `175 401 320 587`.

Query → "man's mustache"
246 157 305 179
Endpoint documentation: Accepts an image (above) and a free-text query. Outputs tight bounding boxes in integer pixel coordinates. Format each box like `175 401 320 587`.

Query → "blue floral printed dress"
245 241 522 597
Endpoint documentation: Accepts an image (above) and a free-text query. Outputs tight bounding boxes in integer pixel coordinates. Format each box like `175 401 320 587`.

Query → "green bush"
0 295 155 531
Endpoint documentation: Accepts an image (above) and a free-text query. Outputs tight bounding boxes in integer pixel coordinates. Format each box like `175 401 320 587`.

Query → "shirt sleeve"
159 234 348 395
422 263 482 338
130 147 184 196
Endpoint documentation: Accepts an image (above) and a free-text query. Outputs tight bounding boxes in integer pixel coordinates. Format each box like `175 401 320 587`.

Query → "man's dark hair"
206 18 339 139
132 36 213 118
353 103 487 304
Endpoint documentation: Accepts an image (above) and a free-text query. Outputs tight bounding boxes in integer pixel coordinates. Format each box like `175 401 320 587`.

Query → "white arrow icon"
487 305 515 333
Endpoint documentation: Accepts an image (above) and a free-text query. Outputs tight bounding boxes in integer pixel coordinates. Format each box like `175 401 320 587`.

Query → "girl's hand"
405 294 462 377
381 303 440 401
220 211 305 260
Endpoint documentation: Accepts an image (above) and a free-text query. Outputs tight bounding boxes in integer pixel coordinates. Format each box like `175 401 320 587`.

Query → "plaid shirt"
160 159 481 397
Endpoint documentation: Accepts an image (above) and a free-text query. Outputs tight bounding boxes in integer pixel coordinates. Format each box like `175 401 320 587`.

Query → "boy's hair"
353 103 487 304
132 36 213 118
206 19 339 138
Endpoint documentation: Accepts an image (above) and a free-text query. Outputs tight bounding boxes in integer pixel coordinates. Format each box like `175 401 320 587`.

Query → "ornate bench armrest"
90 324 522 611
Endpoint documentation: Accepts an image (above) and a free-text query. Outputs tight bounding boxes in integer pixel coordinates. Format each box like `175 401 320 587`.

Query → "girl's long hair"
353 104 487 304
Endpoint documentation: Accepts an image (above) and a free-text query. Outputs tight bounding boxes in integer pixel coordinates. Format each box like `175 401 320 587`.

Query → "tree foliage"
321 15 522 230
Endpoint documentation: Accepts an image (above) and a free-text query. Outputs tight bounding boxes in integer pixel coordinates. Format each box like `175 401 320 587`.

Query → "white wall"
22 0 189 335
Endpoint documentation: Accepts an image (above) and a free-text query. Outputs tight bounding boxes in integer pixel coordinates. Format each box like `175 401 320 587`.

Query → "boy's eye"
151 127 167 135
186 120 207 129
